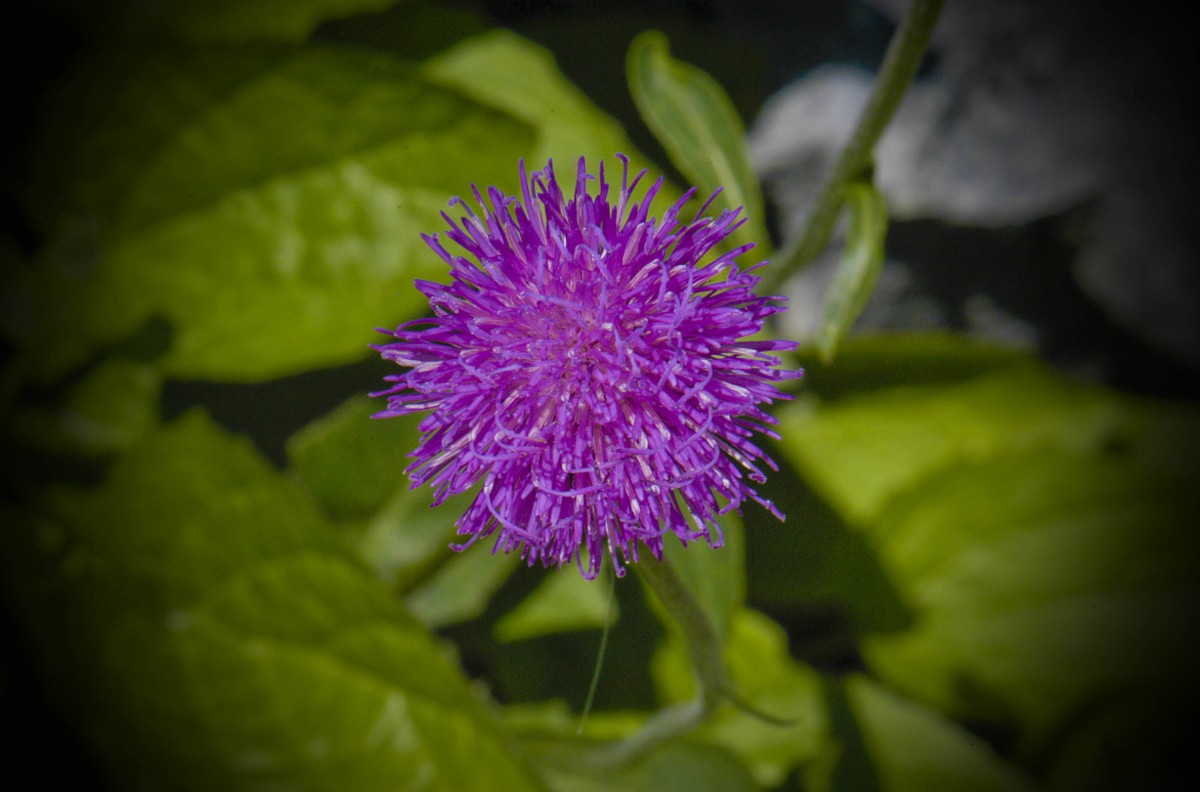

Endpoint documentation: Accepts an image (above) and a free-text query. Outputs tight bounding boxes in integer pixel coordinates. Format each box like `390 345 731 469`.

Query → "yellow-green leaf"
0 412 545 791
627 31 769 256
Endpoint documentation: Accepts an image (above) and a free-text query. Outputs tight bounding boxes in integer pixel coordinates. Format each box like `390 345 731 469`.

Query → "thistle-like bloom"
374 156 801 578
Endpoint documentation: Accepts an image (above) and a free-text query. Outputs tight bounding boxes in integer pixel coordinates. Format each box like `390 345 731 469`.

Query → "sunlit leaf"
423 30 682 212
24 45 534 382
778 355 1200 752
779 364 1142 524
520 704 657 750
626 31 769 256
0 412 544 791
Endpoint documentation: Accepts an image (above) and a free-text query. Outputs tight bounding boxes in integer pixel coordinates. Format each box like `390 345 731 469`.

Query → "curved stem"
582 556 727 768
637 556 727 710
761 0 944 294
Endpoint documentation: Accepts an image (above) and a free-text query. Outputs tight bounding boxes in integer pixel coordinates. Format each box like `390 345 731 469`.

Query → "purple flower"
373 156 801 579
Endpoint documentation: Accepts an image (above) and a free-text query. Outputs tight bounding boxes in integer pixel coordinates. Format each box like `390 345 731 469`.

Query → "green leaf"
661 512 744 643
423 30 683 214
777 348 1200 761
778 363 1139 524
422 30 627 166
860 448 1200 748
745 479 911 636
353 486 458 591
542 741 759 792
57 0 409 44
0 412 544 791
504 699 645 742
25 45 534 382
1 216 109 381
495 567 618 643
405 544 523 628
286 394 495 593
653 609 828 787
626 31 769 256
286 395 418 522
791 333 1033 402
817 182 889 363
4 358 161 457
503 701 757 792
806 675 1036 792
287 394 524 624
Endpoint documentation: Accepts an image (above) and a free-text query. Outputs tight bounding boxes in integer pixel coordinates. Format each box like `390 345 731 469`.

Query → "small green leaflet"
817 181 889 363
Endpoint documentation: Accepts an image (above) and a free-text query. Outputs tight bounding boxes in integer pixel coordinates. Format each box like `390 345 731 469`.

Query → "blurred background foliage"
1 1 1197 790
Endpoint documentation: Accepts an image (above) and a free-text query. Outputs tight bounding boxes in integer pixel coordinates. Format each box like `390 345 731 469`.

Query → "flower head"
374 156 801 578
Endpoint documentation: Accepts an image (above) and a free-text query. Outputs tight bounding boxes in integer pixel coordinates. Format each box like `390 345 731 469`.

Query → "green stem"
583 557 727 768
637 557 727 710
761 0 943 294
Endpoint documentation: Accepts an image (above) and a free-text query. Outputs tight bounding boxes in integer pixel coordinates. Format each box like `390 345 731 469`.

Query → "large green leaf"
745 476 911 636
286 394 418 522
626 30 769 256
0 412 544 791
55 0 408 43
22 45 533 382
806 675 1036 792
541 741 758 792
860 448 1200 748
286 393 528 624
504 700 756 792
3 358 161 457
778 356 1200 755
422 30 682 213
779 363 1147 524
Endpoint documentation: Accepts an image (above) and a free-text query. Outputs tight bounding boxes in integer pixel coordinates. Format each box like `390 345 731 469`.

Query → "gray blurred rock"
751 0 1198 367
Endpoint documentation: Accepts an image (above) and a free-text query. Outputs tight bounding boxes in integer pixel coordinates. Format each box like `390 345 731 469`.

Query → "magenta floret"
373 156 801 578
